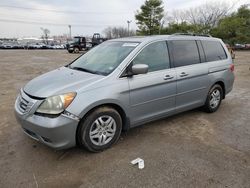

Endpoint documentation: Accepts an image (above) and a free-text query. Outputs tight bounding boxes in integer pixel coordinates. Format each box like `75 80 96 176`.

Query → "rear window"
170 40 200 67
201 41 227 62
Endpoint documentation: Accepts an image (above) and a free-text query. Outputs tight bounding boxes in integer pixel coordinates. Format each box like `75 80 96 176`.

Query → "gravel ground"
0 50 249 188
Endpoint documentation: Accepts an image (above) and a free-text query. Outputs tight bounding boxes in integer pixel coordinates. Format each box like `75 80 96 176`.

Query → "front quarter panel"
66 77 130 120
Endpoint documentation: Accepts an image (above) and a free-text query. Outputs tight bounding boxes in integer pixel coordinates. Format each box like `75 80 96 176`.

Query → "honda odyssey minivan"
15 35 235 152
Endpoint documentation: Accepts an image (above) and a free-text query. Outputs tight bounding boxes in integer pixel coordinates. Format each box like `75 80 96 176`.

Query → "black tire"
74 47 80 53
203 84 223 113
68 50 73 53
77 107 122 152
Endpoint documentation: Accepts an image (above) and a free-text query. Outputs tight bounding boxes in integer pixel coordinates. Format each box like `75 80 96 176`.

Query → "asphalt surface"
0 50 249 188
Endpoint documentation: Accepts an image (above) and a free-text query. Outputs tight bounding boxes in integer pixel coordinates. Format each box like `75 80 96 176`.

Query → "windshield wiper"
69 66 96 74
68 65 107 76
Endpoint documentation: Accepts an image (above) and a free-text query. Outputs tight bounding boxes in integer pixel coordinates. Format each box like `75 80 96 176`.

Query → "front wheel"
203 84 223 113
77 107 122 152
74 47 80 53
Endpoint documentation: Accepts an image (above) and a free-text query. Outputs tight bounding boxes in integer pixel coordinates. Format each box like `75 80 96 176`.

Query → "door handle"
164 75 174 80
179 72 189 77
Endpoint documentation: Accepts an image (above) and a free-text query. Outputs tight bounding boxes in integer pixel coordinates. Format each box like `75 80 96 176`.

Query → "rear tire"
77 107 122 152
203 84 223 113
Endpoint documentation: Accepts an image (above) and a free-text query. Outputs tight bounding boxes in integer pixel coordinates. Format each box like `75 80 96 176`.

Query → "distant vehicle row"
233 43 250 50
0 43 66 49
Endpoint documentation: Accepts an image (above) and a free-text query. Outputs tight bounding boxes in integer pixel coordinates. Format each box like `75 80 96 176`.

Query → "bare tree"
103 26 136 39
40 27 50 44
187 2 233 27
167 2 235 29
167 10 187 23
103 27 113 39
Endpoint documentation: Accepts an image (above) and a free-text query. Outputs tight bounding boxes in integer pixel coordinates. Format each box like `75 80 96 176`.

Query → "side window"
170 40 200 67
201 41 227 62
133 41 170 72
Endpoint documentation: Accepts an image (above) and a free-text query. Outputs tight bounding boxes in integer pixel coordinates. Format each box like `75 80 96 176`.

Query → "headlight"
36 92 76 115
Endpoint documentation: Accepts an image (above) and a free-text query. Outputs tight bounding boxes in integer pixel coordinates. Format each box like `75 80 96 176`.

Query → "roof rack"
172 33 212 37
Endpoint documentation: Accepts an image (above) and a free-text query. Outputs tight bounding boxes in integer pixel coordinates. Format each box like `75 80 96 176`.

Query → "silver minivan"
15 35 235 152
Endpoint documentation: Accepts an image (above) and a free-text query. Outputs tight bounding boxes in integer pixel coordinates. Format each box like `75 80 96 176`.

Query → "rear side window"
201 41 227 62
170 40 200 67
133 41 170 72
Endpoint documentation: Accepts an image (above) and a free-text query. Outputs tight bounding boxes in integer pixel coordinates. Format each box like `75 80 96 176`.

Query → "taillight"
230 64 234 72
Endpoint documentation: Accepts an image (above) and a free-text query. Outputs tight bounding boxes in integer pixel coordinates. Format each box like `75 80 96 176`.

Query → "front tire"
74 47 80 53
77 107 122 152
203 84 223 113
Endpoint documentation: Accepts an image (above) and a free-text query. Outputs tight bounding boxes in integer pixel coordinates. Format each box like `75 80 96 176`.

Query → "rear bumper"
14 91 79 150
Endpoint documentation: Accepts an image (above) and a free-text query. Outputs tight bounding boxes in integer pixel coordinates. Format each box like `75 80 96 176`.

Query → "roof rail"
172 33 212 37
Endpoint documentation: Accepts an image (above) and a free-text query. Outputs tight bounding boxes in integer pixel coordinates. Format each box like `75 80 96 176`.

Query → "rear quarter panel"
207 59 234 95
203 39 234 95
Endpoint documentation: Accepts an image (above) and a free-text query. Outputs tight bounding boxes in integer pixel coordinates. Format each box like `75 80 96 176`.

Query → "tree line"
103 0 250 45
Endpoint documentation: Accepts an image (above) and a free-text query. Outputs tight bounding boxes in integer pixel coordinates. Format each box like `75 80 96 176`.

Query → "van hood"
23 66 104 98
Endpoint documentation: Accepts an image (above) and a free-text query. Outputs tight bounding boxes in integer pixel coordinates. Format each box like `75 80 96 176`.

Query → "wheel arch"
75 102 130 145
213 81 225 99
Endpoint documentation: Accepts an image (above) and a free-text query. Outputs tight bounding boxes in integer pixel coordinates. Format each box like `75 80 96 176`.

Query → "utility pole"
127 20 132 36
149 7 156 35
68 25 72 39
159 19 164 35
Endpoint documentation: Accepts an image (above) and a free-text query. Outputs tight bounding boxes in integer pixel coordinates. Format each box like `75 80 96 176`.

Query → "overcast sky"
0 0 249 38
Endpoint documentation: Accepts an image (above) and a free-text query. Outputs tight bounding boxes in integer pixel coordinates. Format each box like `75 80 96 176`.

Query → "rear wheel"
203 84 223 113
77 107 122 152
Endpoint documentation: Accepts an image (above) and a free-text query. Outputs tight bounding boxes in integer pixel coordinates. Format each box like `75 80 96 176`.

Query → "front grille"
18 94 34 114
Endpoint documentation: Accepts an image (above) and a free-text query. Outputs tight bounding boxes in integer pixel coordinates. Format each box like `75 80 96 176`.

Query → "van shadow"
37 108 205 159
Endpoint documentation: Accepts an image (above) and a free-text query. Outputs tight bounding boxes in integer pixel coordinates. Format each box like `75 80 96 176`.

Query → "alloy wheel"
89 115 116 146
209 89 221 109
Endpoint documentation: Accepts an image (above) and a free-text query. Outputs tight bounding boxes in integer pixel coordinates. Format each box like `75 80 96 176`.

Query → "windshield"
69 41 139 75
73 38 80 43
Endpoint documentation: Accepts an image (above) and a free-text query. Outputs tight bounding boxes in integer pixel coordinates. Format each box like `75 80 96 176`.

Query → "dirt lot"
0 50 249 188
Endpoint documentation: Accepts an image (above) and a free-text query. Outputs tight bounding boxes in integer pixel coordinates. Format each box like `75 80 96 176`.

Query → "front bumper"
14 90 79 150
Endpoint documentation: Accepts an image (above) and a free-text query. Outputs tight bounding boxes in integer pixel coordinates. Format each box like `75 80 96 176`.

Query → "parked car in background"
1 43 14 49
234 43 245 50
12 44 25 49
51 44 65 49
22 43 64 50
245 44 250 50
0 41 24 49
15 35 234 152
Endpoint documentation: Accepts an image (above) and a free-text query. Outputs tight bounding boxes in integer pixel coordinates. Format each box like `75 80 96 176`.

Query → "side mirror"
131 64 148 75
